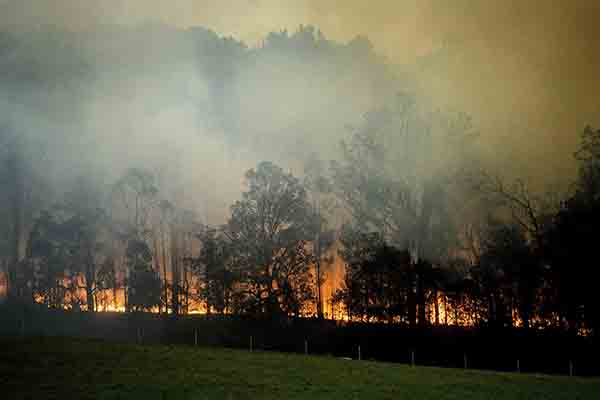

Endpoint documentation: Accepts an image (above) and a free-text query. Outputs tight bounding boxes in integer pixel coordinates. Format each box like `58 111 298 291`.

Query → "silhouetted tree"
477 220 540 329
125 238 161 312
194 227 237 315
112 168 159 312
335 226 413 323
226 161 318 317
304 154 336 318
545 126 600 335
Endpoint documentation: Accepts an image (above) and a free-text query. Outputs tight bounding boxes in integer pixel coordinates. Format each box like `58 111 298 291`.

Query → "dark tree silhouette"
126 238 161 312
225 161 319 317
195 227 236 315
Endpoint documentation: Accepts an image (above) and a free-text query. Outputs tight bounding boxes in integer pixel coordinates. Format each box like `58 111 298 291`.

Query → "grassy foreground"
1 337 599 399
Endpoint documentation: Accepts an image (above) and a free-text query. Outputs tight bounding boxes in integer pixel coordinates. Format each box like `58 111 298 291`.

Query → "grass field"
1 337 599 399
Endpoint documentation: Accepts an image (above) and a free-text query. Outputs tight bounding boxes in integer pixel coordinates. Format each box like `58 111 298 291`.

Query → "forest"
1 22 599 339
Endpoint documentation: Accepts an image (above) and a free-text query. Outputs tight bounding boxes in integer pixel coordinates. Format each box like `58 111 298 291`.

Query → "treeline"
3 119 600 339
331 125 600 336
1 23 599 338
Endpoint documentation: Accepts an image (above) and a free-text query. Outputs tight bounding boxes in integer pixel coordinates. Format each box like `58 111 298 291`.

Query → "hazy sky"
1 0 599 184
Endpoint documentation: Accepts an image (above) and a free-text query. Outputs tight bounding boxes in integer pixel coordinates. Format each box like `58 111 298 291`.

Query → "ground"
1 337 599 399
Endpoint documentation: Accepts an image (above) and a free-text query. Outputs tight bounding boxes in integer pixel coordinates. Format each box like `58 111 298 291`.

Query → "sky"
1 0 599 185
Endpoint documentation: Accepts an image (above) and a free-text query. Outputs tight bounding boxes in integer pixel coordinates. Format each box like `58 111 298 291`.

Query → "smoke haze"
1 0 599 218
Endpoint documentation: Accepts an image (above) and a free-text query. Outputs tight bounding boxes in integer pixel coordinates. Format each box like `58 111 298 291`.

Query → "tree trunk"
434 289 440 325
85 280 95 312
170 225 180 316
489 293 497 326
85 248 95 312
314 206 324 319
455 297 460 325
443 293 448 325
417 276 427 327
408 287 417 328
316 258 323 319
161 228 168 314
7 154 23 300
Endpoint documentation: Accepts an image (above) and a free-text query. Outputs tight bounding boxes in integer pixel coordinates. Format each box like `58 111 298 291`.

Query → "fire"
0 259 590 336
102 303 126 313
0 271 7 299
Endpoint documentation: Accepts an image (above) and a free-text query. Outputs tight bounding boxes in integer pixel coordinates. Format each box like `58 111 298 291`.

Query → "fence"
1 303 597 376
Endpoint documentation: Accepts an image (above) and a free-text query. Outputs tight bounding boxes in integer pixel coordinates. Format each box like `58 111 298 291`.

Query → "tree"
24 179 108 312
226 161 319 317
125 238 161 312
195 227 237 315
331 99 473 326
544 126 600 336
473 171 556 251
304 154 336 318
27 210 71 308
112 168 159 236
61 178 108 312
335 226 413 323
471 169 562 329
331 96 469 263
157 199 173 314
168 208 201 316
477 220 540 329
112 168 159 312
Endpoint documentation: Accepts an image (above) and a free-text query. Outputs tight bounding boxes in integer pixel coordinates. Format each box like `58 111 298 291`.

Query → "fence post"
194 329 198 347
569 360 574 377
463 353 468 369
250 336 253 353
304 339 308 355
137 327 143 344
516 359 520 373
358 345 361 361
411 350 415 367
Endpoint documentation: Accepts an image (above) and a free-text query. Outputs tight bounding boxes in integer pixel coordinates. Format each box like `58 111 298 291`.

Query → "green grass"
1 337 599 399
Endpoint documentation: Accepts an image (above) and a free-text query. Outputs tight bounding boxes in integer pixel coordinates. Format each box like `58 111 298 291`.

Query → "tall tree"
112 168 159 312
335 227 413 323
545 126 600 336
477 220 540 329
125 238 161 312
331 96 469 262
62 178 107 312
226 161 319 316
195 227 237 315
304 154 336 318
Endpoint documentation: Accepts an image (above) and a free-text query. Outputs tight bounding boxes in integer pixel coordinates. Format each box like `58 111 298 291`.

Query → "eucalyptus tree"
544 126 600 335
304 154 336 318
168 207 201 315
226 161 320 316
59 178 108 312
112 168 160 312
331 95 470 262
331 96 474 325
334 228 413 323
195 226 237 315
21 176 109 311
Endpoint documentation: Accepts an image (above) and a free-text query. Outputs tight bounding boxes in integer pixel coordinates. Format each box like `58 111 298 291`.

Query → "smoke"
0 19 401 226
1 0 598 222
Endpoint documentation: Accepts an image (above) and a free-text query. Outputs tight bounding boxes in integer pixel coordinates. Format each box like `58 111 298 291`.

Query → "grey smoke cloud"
1 0 598 208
